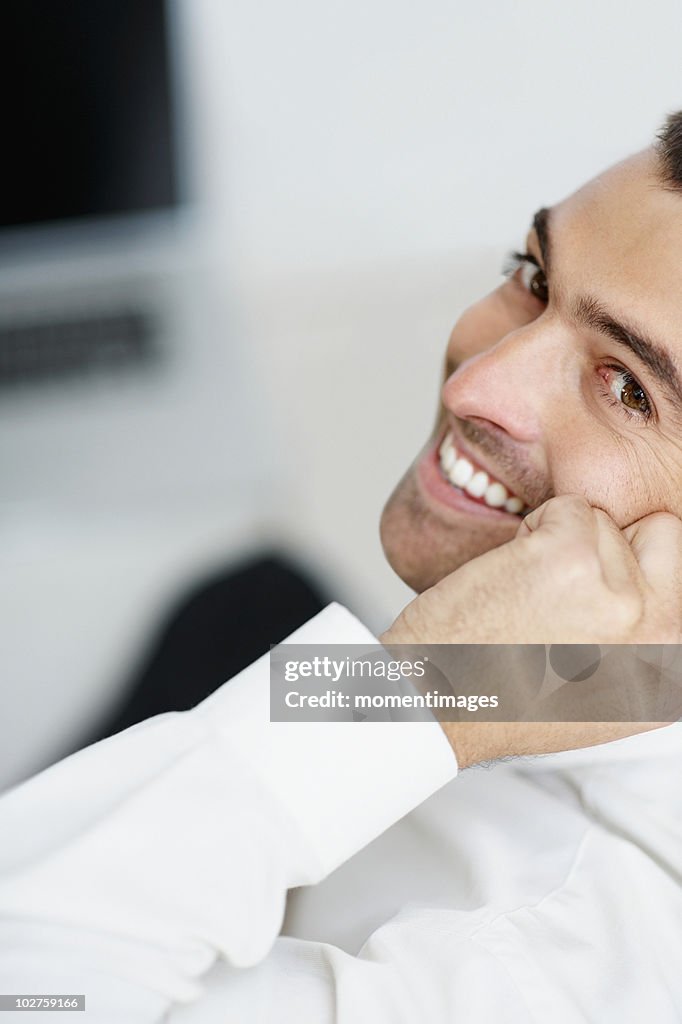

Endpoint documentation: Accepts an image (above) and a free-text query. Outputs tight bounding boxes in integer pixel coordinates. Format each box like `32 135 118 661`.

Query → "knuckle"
643 510 682 542
650 511 681 531
610 590 643 631
553 540 601 581
552 494 592 515
649 510 681 528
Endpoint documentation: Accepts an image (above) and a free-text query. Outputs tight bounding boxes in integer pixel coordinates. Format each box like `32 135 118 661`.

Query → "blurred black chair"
85 552 328 745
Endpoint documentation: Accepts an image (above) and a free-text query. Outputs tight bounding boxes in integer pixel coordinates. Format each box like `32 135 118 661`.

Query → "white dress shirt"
0 603 681 1023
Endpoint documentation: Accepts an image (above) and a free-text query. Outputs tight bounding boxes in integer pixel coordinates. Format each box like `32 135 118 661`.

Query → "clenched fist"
383 495 682 646
381 495 682 766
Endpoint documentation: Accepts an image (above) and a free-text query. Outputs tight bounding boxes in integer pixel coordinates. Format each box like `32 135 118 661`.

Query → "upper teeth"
438 432 525 514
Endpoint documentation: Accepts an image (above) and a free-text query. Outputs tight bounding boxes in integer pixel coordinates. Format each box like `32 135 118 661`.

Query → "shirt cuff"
199 603 459 877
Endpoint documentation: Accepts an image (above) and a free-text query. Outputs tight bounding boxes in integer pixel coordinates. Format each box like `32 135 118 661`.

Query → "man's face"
381 149 682 593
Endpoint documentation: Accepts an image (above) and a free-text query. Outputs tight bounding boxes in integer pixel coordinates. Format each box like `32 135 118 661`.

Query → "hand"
382 494 682 646
381 495 682 766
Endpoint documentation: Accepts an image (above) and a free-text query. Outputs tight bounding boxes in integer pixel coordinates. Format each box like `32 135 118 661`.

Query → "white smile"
438 432 528 515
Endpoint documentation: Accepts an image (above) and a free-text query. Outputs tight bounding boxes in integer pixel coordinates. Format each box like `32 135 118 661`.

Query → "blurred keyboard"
0 308 160 386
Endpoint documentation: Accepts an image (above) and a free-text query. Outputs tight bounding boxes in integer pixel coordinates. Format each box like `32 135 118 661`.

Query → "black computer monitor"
1 0 179 230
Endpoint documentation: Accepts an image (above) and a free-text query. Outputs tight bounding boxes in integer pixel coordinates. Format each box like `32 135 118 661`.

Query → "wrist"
440 722 513 769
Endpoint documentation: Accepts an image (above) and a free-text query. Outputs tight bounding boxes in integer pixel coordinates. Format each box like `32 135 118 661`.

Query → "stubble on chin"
380 468 433 593
380 465 466 593
380 460 516 593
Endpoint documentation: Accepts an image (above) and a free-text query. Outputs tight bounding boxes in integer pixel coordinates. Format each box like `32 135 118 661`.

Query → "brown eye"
503 252 549 304
620 375 649 414
519 260 549 303
603 365 652 421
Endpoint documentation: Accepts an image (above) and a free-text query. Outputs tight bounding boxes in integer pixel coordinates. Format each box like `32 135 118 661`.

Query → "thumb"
622 511 682 601
516 494 598 543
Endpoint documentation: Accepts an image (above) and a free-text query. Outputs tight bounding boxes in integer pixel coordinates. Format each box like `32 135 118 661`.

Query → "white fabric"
0 603 680 1022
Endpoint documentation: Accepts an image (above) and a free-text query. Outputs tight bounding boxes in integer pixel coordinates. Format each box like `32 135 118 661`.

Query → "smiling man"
2 121 682 1022
383 124 682 595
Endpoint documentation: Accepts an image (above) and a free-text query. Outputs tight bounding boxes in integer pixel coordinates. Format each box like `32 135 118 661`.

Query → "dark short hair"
657 111 682 189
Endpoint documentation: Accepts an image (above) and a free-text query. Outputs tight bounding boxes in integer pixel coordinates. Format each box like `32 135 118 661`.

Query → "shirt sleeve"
0 603 458 1023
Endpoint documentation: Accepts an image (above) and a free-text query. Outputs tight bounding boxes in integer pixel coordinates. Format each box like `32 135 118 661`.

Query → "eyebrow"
574 295 682 409
530 205 682 413
532 207 552 274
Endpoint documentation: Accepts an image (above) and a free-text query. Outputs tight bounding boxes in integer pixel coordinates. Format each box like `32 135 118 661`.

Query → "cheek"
550 434 669 527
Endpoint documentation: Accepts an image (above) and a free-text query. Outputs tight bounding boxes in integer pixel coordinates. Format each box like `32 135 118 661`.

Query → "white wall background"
2 0 682 786
183 0 682 617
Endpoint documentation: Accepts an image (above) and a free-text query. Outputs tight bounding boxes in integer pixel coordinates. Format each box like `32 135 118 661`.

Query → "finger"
520 496 639 595
622 511 682 605
518 494 598 543
592 508 642 595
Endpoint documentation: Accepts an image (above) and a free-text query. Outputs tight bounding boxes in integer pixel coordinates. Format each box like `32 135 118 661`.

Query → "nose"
442 318 567 444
